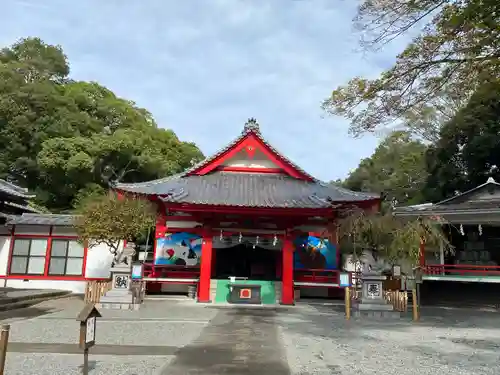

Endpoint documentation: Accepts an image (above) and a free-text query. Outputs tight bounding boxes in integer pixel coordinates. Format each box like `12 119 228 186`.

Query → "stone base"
99 288 137 310
98 302 141 310
353 310 401 319
357 302 394 311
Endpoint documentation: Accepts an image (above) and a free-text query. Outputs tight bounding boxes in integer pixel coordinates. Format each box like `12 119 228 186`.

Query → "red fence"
142 263 200 280
424 264 500 276
142 264 351 288
293 269 341 286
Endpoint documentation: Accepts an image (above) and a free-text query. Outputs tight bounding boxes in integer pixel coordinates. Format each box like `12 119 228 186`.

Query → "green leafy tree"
75 194 156 262
0 37 69 82
37 127 202 211
343 131 427 205
337 208 453 268
323 0 500 136
424 80 500 202
0 38 204 211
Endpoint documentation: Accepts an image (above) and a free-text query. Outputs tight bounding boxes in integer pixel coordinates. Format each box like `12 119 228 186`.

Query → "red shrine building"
114 119 380 305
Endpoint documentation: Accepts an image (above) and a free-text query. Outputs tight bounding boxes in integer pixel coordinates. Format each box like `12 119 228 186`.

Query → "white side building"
0 214 115 293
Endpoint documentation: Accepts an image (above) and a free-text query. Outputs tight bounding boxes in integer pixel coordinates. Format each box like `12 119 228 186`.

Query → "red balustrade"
143 263 200 281
293 268 341 286
424 264 500 276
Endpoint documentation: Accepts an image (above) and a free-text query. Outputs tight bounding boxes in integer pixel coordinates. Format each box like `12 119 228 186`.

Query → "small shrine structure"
115 119 380 304
394 177 500 282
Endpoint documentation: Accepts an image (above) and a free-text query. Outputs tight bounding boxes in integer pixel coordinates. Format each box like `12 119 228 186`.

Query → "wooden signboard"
76 304 102 375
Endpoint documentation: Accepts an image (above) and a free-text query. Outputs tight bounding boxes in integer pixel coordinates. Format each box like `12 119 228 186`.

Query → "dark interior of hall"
214 243 279 281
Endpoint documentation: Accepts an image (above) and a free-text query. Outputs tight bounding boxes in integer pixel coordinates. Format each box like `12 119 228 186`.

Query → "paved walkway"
161 308 290 375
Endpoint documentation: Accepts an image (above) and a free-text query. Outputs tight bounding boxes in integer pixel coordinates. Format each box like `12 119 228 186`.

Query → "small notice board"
339 273 351 288
86 317 96 344
131 264 143 280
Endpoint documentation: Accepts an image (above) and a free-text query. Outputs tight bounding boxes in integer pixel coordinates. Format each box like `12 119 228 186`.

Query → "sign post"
76 304 102 375
0 325 9 375
339 272 352 320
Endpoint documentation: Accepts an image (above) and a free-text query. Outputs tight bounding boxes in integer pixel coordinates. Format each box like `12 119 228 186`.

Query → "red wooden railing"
424 264 500 276
142 263 200 280
293 268 341 285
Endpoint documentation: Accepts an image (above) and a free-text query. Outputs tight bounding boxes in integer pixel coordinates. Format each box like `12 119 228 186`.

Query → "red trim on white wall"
187 132 313 181
216 166 285 174
43 226 53 276
164 203 336 217
5 225 15 277
5 226 92 281
0 275 108 281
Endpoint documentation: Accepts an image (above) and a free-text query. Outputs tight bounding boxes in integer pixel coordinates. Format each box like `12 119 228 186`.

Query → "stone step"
353 310 402 319
0 290 73 312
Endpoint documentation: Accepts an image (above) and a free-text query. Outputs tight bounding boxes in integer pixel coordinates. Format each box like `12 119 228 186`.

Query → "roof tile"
119 172 379 208
115 120 379 207
6 214 77 226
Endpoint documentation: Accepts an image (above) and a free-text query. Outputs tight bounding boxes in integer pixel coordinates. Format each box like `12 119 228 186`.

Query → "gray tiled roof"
436 177 500 205
115 120 379 207
0 179 34 199
118 172 379 208
394 178 500 215
6 214 77 226
4 201 42 213
394 200 500 214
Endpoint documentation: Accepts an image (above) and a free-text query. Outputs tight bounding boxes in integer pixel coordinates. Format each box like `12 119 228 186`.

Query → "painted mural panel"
294 235 337 270
155 232 202 266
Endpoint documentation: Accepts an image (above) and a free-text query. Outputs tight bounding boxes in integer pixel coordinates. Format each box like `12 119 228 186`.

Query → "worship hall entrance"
211 241 282 304
214 243 280 281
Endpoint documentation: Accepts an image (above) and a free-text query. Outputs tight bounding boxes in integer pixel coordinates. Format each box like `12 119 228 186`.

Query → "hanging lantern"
256 236 259 245
460 224 465 236
238 232 242 243
272 234 277 247
479 224 483 236
219 230 223 241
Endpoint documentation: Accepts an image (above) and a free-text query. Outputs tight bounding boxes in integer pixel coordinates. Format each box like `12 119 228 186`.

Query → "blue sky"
2 0 406 181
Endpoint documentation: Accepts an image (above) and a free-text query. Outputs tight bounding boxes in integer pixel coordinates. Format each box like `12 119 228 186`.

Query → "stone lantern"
99 242 139 310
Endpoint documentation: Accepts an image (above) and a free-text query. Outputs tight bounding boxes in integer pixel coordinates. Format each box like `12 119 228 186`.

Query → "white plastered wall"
0 226 11 277
84 242 116 278
223 149 279 169
3 224 117 293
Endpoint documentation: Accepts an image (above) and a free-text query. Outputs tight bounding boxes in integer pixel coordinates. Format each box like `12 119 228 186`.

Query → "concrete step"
0 289 73 312
353 310 402 319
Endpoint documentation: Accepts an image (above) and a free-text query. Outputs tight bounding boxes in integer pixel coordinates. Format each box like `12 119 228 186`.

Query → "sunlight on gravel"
277 304 500 375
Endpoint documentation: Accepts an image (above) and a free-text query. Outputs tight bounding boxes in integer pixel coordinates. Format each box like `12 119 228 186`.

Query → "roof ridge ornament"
243 118 260 134
487 177 496 183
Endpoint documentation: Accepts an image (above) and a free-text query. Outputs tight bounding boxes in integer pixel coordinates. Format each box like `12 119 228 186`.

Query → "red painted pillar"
419 241 425 267
281 236 294 305
198 227 213 303
116 191 127 250
154 212 167 274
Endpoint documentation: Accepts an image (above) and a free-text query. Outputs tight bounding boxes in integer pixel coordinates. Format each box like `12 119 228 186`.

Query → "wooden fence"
384 290 408 312
84 280 112 303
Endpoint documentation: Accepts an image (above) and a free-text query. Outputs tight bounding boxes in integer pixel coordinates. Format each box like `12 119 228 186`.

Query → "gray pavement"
2 297 500 374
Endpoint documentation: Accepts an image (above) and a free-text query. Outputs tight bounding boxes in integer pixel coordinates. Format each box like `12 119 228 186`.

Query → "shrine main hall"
114 119 380 305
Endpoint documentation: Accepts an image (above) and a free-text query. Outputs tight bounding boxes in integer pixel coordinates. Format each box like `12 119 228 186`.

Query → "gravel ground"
3 298 216 374
5 297 500 374
6 298 217 346
8 319 209 346
277 304 500 375
4 353 174 375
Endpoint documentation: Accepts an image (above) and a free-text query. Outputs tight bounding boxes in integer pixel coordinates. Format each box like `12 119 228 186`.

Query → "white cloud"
1 0 409 181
